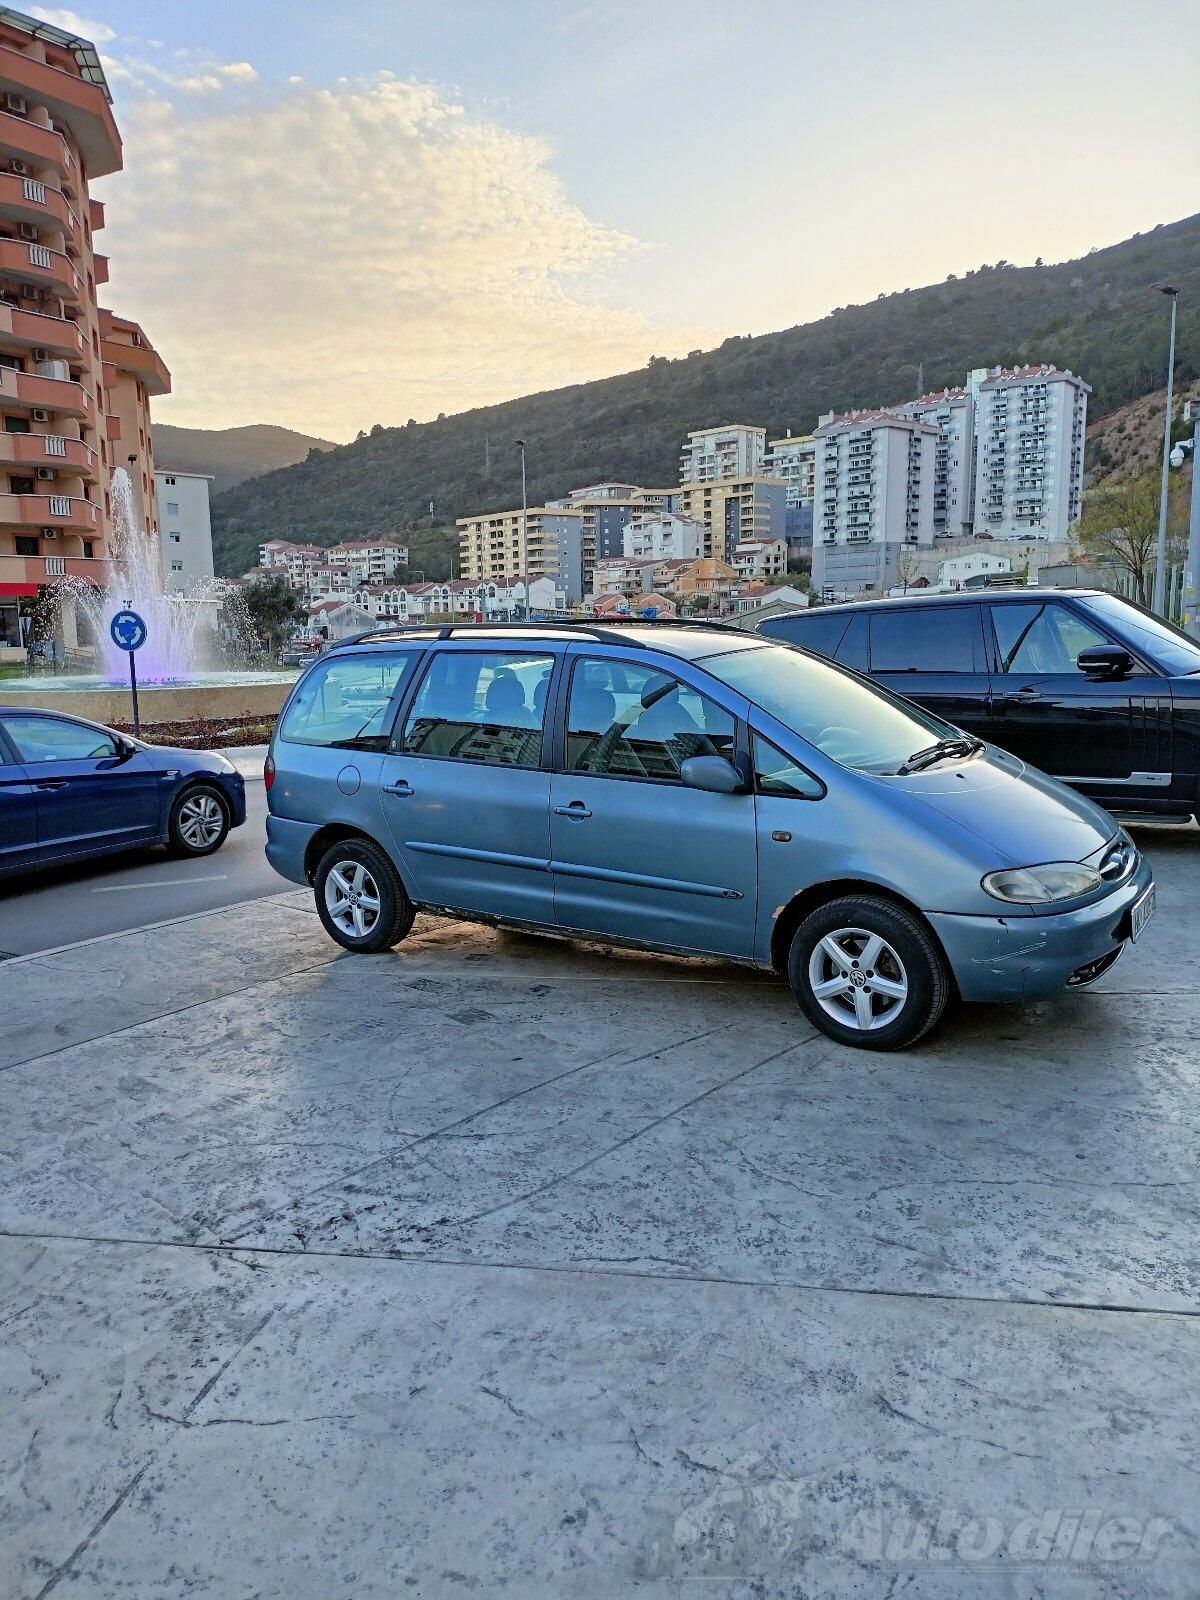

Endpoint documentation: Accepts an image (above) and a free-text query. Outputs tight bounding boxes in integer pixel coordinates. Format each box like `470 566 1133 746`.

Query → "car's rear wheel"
314 838 414 953
168 783 230 858
788 895 951 1051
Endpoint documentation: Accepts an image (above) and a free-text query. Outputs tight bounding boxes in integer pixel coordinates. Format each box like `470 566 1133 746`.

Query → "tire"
787 894 951 1052
314 838 415 953
167 782 231 858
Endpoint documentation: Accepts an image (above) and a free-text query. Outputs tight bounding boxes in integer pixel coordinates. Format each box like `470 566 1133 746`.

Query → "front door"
866 602 991 738
0 733 38 873
0 712 164 860
985 600 1168 802
549 655 757 957
379 647 557 925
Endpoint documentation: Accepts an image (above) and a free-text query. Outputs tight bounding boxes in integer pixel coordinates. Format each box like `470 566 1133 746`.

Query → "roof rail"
327 617 749 651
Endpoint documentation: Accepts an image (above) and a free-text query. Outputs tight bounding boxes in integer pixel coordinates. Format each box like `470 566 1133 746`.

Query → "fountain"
3 467 298 725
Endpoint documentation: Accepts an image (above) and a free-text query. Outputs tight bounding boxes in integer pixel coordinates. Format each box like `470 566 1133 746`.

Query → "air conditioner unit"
36 466 55 480
10 158 27 176
32 347 47 363
18 222 37 241
41 527 58 538
32 408 50 422
6 93 28 115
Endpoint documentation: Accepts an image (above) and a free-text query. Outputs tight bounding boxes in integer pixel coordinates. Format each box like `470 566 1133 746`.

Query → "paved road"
0 746 281 957
1 830 1198 1595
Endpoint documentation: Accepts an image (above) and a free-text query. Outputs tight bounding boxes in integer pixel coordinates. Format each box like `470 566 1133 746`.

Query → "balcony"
0 490 99 531
0 547 109 592
0 44 122 178
0 170 78 238
0 107 68 172
0 429 96 477
0 300 82 357
0 236 82 306
99 310 171 395
0 365 89 416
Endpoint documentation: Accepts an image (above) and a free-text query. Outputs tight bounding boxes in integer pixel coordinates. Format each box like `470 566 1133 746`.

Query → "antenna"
483 436 491 477
916 362 924 398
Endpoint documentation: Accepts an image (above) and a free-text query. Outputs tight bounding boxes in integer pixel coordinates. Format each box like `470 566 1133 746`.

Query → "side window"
753 735 824 799
869 606 977 672
773 613 847 658
991 603 1114 675
835 613 869 671
3 715 119 762
279 652 415 749
401 651 553 767
566 658 735 781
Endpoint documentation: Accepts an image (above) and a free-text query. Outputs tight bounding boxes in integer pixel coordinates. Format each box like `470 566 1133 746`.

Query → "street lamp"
1151 284 1179 616
1169 412 1200 640
515 439 529 621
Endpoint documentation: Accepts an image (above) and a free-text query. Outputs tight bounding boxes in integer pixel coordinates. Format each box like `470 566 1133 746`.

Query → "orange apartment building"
0 8 170 660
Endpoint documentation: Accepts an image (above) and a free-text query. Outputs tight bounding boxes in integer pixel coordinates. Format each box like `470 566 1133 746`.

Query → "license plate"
1130 885 1156 943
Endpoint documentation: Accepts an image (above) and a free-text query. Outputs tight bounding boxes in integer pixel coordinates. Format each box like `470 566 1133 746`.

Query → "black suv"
755 589 1200 824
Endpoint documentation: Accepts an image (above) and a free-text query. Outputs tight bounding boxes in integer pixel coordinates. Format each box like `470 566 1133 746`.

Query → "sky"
33 0 1200 442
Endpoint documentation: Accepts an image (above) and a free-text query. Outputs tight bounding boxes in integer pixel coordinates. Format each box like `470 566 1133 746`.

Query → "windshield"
1078 593 1200 676
704 644 956 774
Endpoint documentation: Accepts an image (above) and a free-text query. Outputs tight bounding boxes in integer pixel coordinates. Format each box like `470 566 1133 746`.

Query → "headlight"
982 863 1103 904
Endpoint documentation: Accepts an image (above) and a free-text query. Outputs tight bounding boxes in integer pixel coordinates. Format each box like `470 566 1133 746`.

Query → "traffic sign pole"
128 646 140 735
109 609 147 737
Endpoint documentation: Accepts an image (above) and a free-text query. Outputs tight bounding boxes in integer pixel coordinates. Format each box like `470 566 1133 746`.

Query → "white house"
732 537 787 582
623 512 704 562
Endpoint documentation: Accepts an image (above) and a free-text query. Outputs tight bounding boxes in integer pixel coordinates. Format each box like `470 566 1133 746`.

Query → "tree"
241 574 305 658
1076 474 1185 605
896 545 922 593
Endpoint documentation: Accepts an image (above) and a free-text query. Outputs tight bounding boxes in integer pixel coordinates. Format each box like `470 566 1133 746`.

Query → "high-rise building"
0 8 169 644
675 475 787 561
155 468 212 593
456 505 585 598
763 433 816 509
679 424 766 485
892 388 973 538
812 410 937 596
971 365 1089 540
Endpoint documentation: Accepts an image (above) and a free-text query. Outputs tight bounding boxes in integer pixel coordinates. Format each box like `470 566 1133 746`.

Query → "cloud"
96 72 705 439
26 6 114 44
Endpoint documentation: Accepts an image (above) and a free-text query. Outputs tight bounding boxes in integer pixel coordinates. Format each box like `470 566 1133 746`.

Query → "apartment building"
763 433 816 508
0 8 169 633
327 538 408 584
732 537 787 582
623 511 703 562
813 410 937 596
457 504 584 596
892 387 973 538
258 538 326 589
154 467 212 594
971 365 1089 540
679 424 766 484
551 482 678 599
675 475 786 561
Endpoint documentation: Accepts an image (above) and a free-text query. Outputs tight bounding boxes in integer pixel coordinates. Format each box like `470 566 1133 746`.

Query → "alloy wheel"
806 926 909 1032
324 859 381 940
177 791 225 850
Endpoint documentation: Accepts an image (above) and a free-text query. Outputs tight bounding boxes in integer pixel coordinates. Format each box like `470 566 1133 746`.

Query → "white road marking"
91 875 229 893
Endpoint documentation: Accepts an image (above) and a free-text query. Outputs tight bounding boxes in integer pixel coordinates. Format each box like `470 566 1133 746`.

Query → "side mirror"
1077 644 1134 680
680 755 747 795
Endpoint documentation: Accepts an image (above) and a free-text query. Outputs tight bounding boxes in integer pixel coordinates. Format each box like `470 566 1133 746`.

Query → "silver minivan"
265 621 1154 1050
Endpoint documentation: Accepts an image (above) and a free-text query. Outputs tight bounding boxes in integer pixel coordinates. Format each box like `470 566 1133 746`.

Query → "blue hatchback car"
0 706 246 876
264 622 1154 1050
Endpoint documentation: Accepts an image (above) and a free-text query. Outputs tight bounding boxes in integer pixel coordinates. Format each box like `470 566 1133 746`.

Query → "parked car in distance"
0 708 246 878
752 589 1200 826
264 621 1153 1051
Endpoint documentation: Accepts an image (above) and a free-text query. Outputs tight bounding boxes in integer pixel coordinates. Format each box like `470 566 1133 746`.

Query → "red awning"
0 582 40 597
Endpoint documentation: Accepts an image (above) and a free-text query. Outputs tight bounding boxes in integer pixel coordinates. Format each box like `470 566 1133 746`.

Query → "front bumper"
927 857 1154 1002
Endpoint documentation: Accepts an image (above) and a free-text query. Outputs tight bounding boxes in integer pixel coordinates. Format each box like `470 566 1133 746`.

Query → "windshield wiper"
899 735 983 775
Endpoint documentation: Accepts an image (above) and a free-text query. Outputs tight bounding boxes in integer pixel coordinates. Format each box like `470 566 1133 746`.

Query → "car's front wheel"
167 783 231 858
788 895 951 1051
314 838 415 953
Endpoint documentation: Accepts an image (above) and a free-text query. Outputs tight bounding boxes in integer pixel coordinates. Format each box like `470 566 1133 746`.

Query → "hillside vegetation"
210 214 1200 576
155 423 338 495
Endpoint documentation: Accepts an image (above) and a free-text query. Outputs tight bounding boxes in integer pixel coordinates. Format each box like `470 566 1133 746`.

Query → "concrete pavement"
1 826 1198 1596
0 747 276 957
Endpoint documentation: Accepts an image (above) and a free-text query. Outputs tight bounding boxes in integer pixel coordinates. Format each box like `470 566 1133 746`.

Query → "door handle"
383 779 414 797
33 779 68 791
991 688 1041 706
554 802 592 819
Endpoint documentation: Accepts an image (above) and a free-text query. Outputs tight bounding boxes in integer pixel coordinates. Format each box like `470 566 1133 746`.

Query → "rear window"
869 606 978 673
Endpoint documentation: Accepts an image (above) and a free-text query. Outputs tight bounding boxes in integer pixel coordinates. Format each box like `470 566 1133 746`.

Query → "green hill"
154 423 338 496
210 214 1200 576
